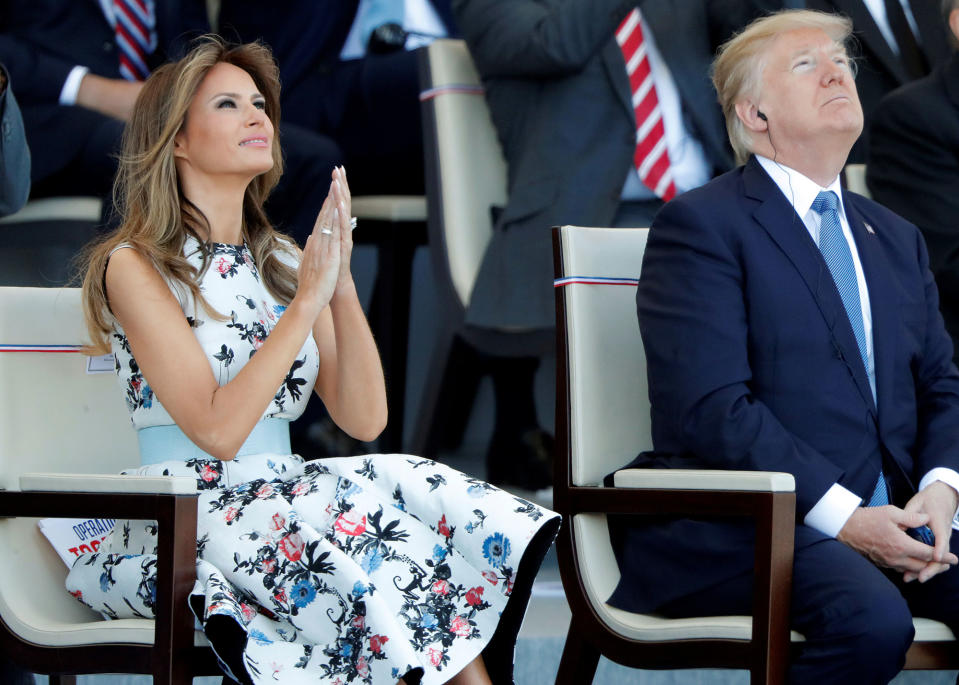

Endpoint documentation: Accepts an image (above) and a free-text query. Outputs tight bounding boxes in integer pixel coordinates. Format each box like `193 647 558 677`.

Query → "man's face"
756 27 863 149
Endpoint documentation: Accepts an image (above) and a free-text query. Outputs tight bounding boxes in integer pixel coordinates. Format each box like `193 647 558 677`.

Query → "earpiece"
757 111 768 122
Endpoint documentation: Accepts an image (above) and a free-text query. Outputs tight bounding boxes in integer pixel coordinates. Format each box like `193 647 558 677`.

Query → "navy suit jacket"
609 156 959 613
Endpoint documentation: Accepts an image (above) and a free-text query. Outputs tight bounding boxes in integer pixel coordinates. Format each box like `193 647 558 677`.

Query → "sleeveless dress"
65 237 560 685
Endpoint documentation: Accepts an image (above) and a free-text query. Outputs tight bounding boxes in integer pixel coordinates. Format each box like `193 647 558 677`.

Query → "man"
0 63 28 217
0 0 339 236
868 0 959 366
609 9 959 683
807 0 951 161
451 0 749 490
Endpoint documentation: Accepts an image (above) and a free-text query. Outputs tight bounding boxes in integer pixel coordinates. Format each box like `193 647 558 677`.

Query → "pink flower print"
69 589 83 601
240 603 256 621
256 483 275 499
428 647 443 668
274 587 287 604
465 586 484 606
506 577 515 595
334 509 367 536
292 482 310 497
352 614 365 630
278 532 304 561
437 515 451 537
270 513 286 531
449 615 471 637
356 656 369 679
200 464 217 482
215 257 232 275
260 557 277 574
224 506 239 523
432 579 450 596
482 570 499 586
369 634 388 654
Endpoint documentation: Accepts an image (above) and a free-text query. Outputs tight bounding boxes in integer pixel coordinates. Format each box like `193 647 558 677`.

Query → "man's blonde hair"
712 10 855 164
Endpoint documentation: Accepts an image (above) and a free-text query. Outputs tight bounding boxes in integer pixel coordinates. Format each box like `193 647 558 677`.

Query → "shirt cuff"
918 467 959 530
803 483 862 538
59 66 90 106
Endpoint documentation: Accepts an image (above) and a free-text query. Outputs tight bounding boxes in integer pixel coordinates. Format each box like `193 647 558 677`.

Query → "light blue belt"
137 418 291 465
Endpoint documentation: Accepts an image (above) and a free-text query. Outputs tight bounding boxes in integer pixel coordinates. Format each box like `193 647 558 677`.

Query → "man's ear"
949 8 959 44
736 100 768 133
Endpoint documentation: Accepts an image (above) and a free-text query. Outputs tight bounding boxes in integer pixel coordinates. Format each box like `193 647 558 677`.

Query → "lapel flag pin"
864 222 875 235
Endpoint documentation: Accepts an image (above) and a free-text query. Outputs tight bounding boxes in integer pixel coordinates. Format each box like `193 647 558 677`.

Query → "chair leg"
555 621 600 685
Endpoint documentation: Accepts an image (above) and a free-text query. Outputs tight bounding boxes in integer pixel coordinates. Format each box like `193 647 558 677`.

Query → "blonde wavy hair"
712 9 855 164
82 35 299 354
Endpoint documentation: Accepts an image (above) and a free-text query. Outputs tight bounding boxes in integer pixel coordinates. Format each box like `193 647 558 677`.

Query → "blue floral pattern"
66 238 560 684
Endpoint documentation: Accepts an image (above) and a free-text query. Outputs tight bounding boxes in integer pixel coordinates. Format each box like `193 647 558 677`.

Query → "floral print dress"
65 237 560 685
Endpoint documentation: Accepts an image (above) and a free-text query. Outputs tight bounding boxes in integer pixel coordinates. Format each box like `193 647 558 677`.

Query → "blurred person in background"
219 0 457 197
0 0 339 237
867 0 959 365
450 0 761 490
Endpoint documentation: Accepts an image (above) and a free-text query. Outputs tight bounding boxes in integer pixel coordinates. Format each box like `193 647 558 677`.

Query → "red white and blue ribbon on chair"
0 344 83 353
553 276 639 288
419 84 486 102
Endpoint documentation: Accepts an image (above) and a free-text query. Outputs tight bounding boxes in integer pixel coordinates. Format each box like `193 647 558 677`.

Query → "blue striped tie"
811 191 887 507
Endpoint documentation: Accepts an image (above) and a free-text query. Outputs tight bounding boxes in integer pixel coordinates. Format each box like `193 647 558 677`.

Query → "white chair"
844 163 872 199
551 225 957 684
0 287 219 683
411 39 550 457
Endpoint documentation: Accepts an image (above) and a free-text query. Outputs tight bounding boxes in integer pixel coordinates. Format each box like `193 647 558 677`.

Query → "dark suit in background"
807 0 951 161
452 0 737 333
0 65 29 217
219 0 458 201
0 0 339 239
868 52 959 365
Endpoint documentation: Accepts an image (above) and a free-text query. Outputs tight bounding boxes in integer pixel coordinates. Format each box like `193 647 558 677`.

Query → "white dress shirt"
756 155 959 537
339 0 448 60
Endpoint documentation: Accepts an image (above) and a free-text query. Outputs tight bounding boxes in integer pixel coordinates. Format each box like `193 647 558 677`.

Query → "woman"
70 36 559 685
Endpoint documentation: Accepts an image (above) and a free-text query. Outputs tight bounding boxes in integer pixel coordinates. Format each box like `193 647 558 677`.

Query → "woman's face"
173 61 275 182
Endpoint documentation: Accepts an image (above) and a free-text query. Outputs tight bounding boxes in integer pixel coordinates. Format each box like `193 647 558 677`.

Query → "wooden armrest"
20 473 195 495
0 483 199 671
613 468 795 493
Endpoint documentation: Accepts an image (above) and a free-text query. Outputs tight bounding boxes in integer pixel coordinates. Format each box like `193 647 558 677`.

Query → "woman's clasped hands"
296 166 354 315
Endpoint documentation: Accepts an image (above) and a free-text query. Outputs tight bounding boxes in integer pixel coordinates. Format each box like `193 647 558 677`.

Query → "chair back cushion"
0 287 146 642
556 226 651 486
421 39 507 309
